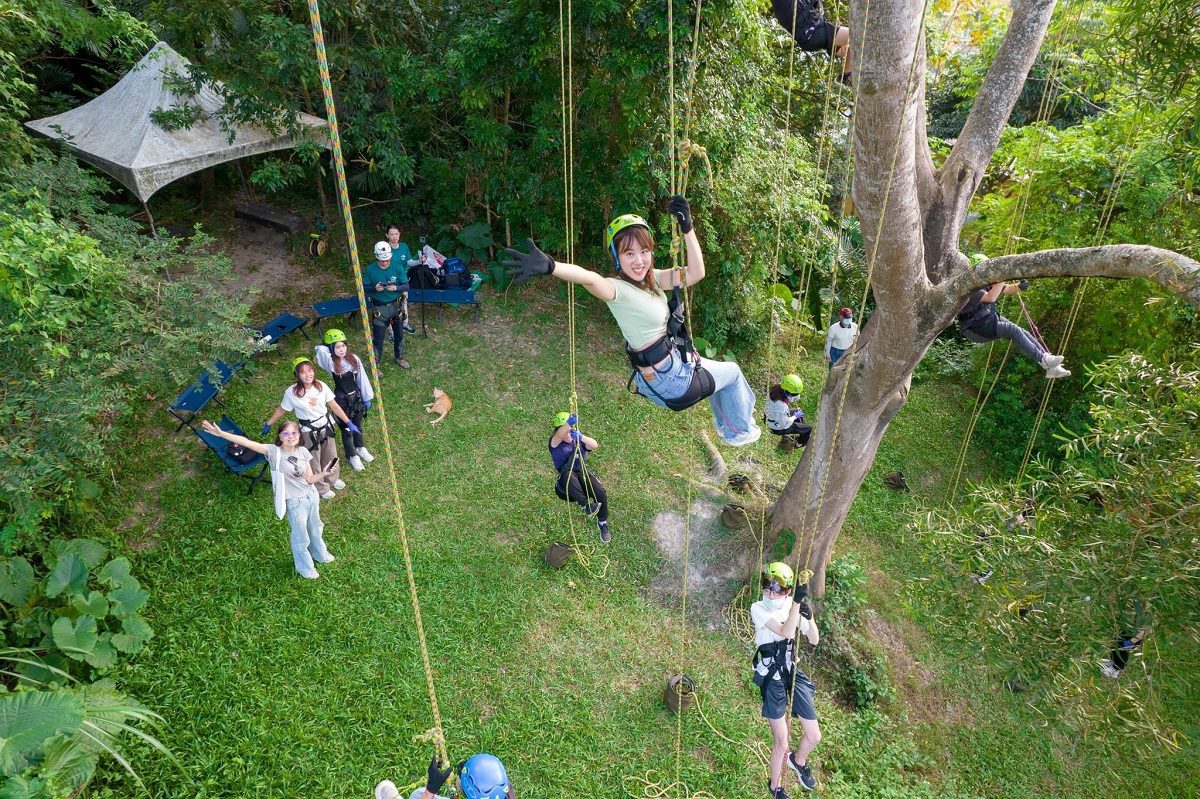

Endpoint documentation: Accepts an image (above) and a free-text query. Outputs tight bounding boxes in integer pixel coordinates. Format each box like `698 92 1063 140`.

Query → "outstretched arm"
551 261 617 301
200 420 269 455
503 238 616 301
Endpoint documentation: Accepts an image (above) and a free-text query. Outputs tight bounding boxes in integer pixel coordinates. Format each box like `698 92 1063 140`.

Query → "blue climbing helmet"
604 213 651 270
459 754 510 799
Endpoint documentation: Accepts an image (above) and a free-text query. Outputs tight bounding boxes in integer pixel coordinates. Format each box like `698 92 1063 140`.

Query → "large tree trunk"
770 0 1200 596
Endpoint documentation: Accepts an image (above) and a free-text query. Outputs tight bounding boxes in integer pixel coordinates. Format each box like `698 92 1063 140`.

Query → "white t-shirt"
266 445 318 518
280 382 336 427
751 597 810 680
605 277 669 350
825 321 858 355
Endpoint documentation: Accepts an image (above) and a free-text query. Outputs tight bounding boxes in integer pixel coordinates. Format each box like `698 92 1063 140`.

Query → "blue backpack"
444 257 471 288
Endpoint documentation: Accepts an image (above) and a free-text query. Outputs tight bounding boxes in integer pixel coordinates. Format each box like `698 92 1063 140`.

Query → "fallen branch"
697 431 727 481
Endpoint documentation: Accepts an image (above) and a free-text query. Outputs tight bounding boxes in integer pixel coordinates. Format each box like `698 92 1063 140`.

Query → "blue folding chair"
194 415 269 495
167 373 224 432
312 296 361 333
255 311 309 344
214 359 244 385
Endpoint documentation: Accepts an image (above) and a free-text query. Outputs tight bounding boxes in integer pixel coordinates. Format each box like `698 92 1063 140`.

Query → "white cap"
374 241 392 261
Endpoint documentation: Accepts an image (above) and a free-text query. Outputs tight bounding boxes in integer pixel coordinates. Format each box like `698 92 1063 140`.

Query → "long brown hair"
332 349 362 375
292 361 326 397
614 226 659 293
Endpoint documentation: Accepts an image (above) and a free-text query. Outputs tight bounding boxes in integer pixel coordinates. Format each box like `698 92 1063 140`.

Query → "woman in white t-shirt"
263 356 359 499
200 419 337 579
750 561 822 797
501 195 760 447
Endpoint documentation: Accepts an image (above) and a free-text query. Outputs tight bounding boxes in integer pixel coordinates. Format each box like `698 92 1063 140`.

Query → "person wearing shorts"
751 562 822 797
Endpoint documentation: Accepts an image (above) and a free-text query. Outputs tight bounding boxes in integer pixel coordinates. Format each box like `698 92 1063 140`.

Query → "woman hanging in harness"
313 329 375 472
549 412 610 543
503 196 761 447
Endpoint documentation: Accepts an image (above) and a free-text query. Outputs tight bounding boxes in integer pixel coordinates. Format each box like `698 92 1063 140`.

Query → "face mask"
762 593 791 612
841 319 852 327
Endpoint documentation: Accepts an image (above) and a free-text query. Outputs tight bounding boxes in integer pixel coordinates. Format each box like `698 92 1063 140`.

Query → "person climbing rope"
549 412 610 543
313 329 375 472
770 0 852 82
375 753 514 799
1100 599 1152 679
365 240 412 369
200 419 336 580
751 562 822 796
262 356 359 500
958 254 1070 379
502 196 761 447
765 374 812 447
824 308 857 368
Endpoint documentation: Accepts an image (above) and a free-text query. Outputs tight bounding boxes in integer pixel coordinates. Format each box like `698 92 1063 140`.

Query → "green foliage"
1 541 154 681
910 351 1200 752
0 157 255 548
812 557 893 709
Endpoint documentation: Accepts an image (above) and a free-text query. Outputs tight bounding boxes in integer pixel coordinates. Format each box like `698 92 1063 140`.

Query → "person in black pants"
313 329 376 472
771 0 852 81
548 412 610 543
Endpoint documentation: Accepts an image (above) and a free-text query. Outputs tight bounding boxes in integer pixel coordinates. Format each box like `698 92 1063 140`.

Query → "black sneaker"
598 521 611 544
772 786 791 799
403 322 416 334
787 752 816 791
583 502 601 518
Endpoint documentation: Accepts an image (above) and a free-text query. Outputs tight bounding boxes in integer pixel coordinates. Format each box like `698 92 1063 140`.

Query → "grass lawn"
94 275 1196 798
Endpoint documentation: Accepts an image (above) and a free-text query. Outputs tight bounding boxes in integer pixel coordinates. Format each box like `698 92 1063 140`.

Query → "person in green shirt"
364 241 411 369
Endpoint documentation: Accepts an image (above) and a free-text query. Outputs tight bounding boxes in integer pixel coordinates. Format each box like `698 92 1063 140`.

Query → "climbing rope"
305 0 448 766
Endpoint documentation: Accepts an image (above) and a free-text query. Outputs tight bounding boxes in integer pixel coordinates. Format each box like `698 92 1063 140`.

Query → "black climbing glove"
667 194 693 234
1017 279 1030 291
502 238 555 285
426 755 453 795
797 598 813 620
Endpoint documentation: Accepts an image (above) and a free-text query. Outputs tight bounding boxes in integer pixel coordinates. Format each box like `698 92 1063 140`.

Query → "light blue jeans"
284 494 332 575
634 350 759 443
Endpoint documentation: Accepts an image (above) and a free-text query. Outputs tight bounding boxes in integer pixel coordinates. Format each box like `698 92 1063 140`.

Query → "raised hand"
425 755 453 795
502 238 556 285
667 195 693 234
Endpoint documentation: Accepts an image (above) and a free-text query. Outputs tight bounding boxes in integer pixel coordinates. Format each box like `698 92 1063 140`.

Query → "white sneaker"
320 490 336 500
349 455 365 472
317 554 335 564
1044 365 1072 379
1099 658 1121 679
333 479 346 490
1040 353 1064 369
298 569 320 580
726 426 763 447
375 780 401 799
358 448 375 463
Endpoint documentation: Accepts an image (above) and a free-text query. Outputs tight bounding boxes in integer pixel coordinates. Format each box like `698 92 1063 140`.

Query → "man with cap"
824 308 858 368
365 241 411 369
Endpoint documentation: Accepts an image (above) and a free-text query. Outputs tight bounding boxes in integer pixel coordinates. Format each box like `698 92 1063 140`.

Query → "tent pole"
142 200 159 240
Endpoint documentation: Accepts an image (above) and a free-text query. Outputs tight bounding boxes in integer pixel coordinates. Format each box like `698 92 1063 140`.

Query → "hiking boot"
357 448 375 463
395 357 411 369
349 455 365 472
1040 353 1064 369
333 479 346 490
1099 658 1121 679
788 752 817 791
598 521 611 544
1044 364 1071 379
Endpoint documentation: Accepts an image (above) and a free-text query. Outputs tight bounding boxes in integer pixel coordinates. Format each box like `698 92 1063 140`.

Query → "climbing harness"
624 287 717 412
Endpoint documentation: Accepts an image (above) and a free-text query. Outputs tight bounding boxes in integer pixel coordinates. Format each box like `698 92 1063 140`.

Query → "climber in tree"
957 254 1071 379
770 0 852 82
503 196 761 447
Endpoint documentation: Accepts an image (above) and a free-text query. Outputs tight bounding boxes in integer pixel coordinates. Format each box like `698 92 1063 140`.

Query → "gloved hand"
261 423 272 437
797 598 813 620
502 238 555 285
1017 279 1030 291
567 413 578 427
425 755 453 795
667 195 693 234
570 429 581 443
346 421 360 435
1119 637 1136 651
794 409 805 422
363 399 371 413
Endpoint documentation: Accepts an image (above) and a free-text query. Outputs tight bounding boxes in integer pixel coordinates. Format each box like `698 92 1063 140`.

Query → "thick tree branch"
937 245 1200 317
935 0 1057 250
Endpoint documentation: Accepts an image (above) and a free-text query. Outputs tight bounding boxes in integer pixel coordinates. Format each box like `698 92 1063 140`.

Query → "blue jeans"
828 347 846 367
634 350 759 443
284 494 332 575
962 316 1045 364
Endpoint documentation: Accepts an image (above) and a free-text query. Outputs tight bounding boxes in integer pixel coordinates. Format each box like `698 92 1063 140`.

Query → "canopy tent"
25 41 328 204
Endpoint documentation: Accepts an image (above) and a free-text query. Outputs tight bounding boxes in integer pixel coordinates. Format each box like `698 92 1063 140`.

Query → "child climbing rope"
375 753 513 799
502 196 761 447
770 0 852 81
766 374 812 447
751 562 822 796
313 329 375 472
200 419 336 579
262 356 359 500
549 412 610 543
958 254 1070 379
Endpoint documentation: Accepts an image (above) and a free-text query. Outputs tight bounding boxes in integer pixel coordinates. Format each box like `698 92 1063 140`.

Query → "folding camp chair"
194 415 269 495
167 373 224 432
255 311 309 343
312 296 361 333
214 359 244 385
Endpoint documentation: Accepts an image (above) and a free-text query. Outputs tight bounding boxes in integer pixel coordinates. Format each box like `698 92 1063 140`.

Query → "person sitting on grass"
765 374 812 448
549 412 610 543
314 329 375 472
263 356 359 500
771 0 852 82
502 195 761 447
200 419 336 580
957 254 1070 379
376 753 513 799
751 561 822 797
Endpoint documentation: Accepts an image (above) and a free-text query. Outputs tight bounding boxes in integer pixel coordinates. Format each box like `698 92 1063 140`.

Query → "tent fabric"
25 42 328 202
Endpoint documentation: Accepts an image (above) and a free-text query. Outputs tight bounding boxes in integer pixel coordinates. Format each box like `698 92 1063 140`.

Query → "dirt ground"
220 217 343 309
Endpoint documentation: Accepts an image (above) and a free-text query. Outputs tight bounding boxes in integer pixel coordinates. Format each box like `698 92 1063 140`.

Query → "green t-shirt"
605 276 669 349
364 261 407 303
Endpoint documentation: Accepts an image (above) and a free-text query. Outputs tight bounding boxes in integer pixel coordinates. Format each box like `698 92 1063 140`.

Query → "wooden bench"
234 199 307 234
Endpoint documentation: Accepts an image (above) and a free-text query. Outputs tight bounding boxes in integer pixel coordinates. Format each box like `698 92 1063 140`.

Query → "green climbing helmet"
780 374 804 396
763 561 795 590
292 356 313 373
554 411 571 428
324 328 347 346
604 213 651 269
969 252 989 266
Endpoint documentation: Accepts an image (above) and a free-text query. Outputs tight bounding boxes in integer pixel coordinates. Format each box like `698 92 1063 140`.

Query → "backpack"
408 262 443 290
444 257 471 289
